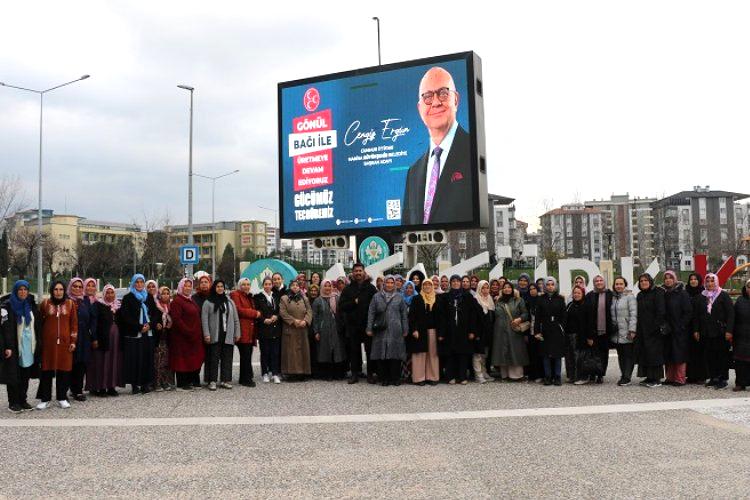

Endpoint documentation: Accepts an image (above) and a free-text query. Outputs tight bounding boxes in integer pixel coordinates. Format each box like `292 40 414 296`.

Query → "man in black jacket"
402 67 473 226
339 263 377 384
585 275 615 383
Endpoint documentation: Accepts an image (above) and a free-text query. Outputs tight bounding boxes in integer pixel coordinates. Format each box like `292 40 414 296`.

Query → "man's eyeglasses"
420 87 455 105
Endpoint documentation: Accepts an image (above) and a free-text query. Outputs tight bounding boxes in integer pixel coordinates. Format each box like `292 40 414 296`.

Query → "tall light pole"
372 17 381 65
258 206 279 255
1 74 90 298
194 169 239 278
177 84 195 276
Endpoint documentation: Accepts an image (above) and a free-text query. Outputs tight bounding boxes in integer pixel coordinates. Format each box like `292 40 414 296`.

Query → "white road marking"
1 398 748 428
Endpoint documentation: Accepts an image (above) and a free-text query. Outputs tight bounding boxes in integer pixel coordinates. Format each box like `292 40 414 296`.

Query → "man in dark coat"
339 263 377 384
585 275 615 383
661 271 693 386
401 67 473 226
635 273 667 387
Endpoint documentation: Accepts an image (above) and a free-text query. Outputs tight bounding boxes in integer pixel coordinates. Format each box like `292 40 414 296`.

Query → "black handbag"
576 347 603 377
372 296 394 332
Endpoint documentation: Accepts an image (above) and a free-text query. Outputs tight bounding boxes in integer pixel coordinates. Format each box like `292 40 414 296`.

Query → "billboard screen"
278 51 486 238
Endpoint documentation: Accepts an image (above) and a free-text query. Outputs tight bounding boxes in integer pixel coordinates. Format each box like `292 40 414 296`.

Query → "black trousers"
176 370 201 387
446 353 470 382
259 337 281 376
37 370 71 402
348 332 373 376
564 334 577 381
236 343 254 383
615 343 635 381
705 336 730 382
7 366 33 406
596 336 610 377
735 359 750 387
377 359 401 383
205 332 234 383
70 360 87 396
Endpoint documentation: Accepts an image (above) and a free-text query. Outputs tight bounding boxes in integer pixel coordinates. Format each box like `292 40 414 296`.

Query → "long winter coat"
565 299 589 350
312 296 347 364
279 294 313 374
73 296 97 365
610 291 637 345
367 291 408 361
39 298 78 372
201 299 240 345
0 296 41 384
635 286 666 367
534 293 567 358
662 284 693 364
692 291 735 340
733 295 750 360
168 294 205 372
94 302 116 352
339 280 377 340
439 291 478 356
491 297 529 366
474 303 495 354
407 294 441 354
230 290 260 345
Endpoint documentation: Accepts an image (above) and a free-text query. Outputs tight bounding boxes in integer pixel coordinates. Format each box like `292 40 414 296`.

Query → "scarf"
82 277 98 303
420 281 436 308
381 275 397 301
129 273 150 324
67 277 84 302
208 280 229 314
662 270 678 291
98 284 121 314
10 280 32 325
545 277 558 296
401 280 416 306
145 279 159 299
177 278 193 298
288 286 304 302
702 273 722 313
686 273 704 298
156 286 172 328
49 280 67 306
475 280 494 314
320 280 339 315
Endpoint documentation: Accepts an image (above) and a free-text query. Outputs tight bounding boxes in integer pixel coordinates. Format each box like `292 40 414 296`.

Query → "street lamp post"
372 17 381 65
1 75 90 298
258 206 279 255
177 84 195 276
193 170 239 278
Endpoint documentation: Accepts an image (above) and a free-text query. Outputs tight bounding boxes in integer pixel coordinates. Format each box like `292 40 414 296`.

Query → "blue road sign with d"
180 245 200 265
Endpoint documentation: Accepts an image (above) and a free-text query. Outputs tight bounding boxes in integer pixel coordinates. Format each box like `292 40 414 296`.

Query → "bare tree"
0 174 28 223
417 244 447 276
10 227 62 278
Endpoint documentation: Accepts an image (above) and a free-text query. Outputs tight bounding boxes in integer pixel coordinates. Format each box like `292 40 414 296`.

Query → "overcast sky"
1 1 749 232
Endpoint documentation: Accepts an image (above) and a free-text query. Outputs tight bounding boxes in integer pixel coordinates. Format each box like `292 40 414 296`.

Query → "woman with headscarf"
407 278 441 386
1 280 41 412
525 277 545 383
117 274 155 394
692 273 735 390
662 270 693 386
170 278 204 390
192 272 213 312
230 277 261 387
407 270 425 294
635 273 667 388
469 275 480 293
142 280 164 391
402 281 417 308
567 285 589 384
461 276 473 297
609 277 637 386
256 276 282 384
336 277 348 294
87 284 123 397
472 280 495 384
152 286 175 391
439 275 449 294
67 277 97 402
685 273 707 384
732 279 750 391
312 279 347 380
307 283 321 378
492 281 529 381
201 279 240 390
430 275 441 294
534 277 567 386
36 280 78 409
279 280 313 381
367 275 408 386
439 275 477 385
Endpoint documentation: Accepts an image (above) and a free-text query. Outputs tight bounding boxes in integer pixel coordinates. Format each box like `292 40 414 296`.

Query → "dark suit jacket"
402 125 473 225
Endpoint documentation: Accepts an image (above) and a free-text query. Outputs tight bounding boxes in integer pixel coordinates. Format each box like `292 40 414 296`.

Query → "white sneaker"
58 400 71 409
208 382 217 391
219 382 233 389
272 375 281 384
476 375 487 384
573 379 589 385
262 374 270 383
35 402 49 410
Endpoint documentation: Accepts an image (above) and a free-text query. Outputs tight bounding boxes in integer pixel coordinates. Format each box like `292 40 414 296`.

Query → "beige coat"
279 294 312 375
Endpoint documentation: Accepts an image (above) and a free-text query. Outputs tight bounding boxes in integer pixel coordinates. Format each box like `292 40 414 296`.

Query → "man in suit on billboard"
402 66 473 226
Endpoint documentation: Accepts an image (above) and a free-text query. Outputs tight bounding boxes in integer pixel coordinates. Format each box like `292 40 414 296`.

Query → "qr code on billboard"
386 199 401 220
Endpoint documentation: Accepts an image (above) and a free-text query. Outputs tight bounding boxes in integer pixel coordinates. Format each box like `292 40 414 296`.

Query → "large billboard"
278 51 487 238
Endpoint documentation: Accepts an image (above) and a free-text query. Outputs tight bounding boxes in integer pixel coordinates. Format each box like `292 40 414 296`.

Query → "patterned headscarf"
702 273 722 313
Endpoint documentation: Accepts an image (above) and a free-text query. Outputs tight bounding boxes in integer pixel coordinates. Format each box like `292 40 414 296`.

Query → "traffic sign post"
180 245 200 266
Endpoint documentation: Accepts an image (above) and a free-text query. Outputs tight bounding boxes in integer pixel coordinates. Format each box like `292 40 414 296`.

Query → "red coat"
230 290 261 345
168 294 205 372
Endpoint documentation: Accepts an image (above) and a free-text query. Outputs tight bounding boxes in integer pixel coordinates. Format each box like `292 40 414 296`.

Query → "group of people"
1 265 749 413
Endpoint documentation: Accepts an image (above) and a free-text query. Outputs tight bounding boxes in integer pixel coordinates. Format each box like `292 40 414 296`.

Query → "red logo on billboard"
303 88 320 112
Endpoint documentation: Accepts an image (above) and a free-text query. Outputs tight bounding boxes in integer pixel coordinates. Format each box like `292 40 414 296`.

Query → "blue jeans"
543 357 562 379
